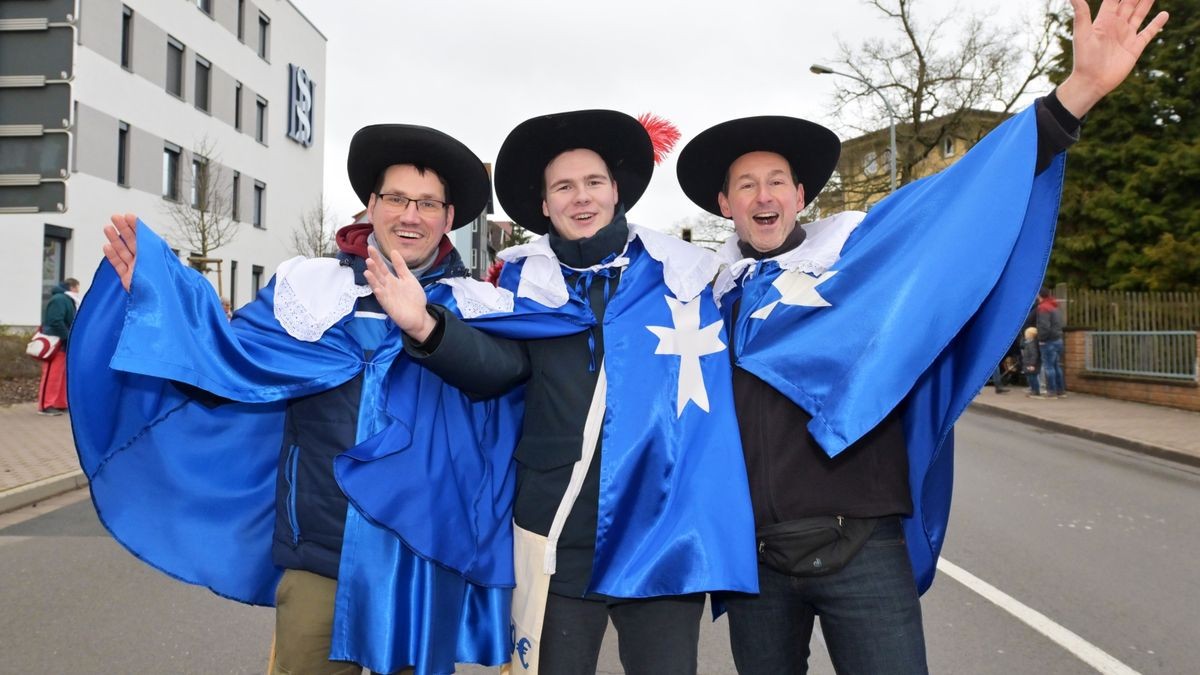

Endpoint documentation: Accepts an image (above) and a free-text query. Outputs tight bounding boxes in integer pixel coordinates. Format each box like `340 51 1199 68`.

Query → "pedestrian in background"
1036 288 1066 398
38 278 78 415
1021 327 1043 398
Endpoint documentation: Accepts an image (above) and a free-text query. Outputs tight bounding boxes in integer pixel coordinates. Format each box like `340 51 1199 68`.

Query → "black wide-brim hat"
347 124 490 230
495 110 654 235
676 116 841 217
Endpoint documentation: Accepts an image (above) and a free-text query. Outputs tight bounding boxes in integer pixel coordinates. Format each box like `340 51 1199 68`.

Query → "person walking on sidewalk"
1021 327 1044 398
1037 287 1067 398
37 278 78 416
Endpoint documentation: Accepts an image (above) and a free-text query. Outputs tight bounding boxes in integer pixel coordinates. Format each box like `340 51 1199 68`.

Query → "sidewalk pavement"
2 390 1199 515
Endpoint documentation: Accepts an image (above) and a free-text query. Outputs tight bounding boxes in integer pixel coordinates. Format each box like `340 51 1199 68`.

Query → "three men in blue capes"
667 1 1169 671
71 124 589 674
363 110 758 673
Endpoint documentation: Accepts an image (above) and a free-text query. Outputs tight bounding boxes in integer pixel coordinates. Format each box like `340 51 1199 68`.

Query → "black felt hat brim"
676 116 841 217
347 124 490 230
494 110 653 235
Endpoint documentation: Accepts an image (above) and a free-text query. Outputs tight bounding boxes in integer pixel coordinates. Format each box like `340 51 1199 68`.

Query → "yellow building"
820 109 1009 214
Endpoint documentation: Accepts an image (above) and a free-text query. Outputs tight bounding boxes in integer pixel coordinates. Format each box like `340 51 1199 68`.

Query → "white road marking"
938 557 1141 675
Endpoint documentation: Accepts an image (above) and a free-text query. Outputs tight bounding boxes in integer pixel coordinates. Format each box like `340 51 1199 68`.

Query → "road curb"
969 402 1200 470
0 471 89 515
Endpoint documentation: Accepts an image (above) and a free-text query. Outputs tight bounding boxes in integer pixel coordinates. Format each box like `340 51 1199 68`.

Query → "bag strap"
543 361 607 574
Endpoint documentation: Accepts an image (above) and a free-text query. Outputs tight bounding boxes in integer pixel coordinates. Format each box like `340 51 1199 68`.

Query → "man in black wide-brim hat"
674 2 1168 673
87 124 512 675
366 110 758 674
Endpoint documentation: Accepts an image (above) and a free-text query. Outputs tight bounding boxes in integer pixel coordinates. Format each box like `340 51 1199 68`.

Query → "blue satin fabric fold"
70 222 516 673
728 106 1065 592
588 241 757 597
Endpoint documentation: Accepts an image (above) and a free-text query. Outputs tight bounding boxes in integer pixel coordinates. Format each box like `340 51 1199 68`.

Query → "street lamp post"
809 64 898 193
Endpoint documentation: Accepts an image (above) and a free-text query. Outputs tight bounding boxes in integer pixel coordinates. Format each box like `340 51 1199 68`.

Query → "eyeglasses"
376 193 448 214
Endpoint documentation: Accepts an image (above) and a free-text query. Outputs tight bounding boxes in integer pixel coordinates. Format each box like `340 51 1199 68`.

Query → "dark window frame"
117 121 129 186
232 170 241 221
252 180 265 228
196 0 213 16
166 36 185 98
257 13 270 60
190 156 208 209
251 264 264 294
255 96 267 144
194 54 211 113
120 6 133 70
234 81 243 130
163 142 181 200
237 0 246 41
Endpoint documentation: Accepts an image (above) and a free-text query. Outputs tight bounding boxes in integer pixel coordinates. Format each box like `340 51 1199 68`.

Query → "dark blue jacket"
271 248 468 579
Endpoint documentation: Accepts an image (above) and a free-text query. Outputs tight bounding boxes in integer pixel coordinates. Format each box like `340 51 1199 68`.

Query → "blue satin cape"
342 235 759 599
723 106 1065 593
69 221 515 674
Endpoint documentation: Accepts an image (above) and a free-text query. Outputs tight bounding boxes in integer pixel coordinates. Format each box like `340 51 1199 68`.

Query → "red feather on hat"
638 113 681 165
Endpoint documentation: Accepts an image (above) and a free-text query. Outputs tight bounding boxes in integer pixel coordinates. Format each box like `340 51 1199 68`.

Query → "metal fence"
1066 288 1200 331
1084 331 1198 381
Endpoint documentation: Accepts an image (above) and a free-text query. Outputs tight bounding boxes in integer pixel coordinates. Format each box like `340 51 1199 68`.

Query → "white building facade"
0 0 325 327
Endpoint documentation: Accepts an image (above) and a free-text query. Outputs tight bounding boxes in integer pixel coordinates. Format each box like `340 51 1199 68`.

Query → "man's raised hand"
364 246 438 342
1059 0 1169 117
102 213 138 292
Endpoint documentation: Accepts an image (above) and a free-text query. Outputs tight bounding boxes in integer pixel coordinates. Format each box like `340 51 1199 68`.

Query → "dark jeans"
539 592 705 675
1040 339 1065 395
724 517 927 675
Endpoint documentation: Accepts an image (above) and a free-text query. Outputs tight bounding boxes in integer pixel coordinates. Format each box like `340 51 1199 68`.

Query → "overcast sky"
287 0 1059 231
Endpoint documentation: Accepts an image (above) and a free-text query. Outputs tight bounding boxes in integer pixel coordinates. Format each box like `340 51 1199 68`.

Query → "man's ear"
717 192 733 219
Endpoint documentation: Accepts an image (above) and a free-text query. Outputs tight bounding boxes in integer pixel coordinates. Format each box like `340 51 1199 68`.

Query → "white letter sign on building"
287 64 315 147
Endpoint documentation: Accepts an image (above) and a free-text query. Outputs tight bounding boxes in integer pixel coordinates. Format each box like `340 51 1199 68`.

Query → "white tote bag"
508 363 608 675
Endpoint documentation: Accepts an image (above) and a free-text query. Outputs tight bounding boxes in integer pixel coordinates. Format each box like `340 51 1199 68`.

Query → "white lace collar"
273 257 371 342
497 224 718 308
713 211 865 306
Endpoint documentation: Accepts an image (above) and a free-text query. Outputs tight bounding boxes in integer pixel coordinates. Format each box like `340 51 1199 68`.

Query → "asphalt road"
2 410 1197 674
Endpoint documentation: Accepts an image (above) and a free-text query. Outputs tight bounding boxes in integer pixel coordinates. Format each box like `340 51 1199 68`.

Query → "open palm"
1070 0 1169 98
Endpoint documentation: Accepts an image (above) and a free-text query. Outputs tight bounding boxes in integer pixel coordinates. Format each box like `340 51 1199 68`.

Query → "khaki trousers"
272 569 362 675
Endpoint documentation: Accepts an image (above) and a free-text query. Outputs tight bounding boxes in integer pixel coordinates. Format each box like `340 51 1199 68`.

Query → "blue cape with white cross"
477 226 759 598
718 105 1064 593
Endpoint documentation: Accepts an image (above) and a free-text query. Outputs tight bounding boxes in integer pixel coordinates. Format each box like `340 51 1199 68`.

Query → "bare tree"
292 195 339 258
824 0 1061 204
671 212 735 252
163 135 238 272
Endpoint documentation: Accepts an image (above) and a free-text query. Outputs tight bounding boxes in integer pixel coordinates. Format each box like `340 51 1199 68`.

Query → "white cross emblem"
646 296 726 416
749 269 838 320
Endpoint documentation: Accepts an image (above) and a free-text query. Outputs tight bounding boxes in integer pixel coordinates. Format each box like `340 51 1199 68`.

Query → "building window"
252 181 265 228
163 143 181 200
117 121 129 186
251 264 264 294
862 150 879 176
230 260 238 308
257 13 270 60
194 55 211 112
166 37 184 98
232 171 241 220
234 82 243 130
237 0 245 41
942 136 956 158
42 228 71 309
255 96 267 143
120 6 133 69
191 156 208 209
196 0 212 15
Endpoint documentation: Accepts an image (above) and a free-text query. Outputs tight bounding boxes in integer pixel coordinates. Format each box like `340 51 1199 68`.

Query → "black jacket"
407 217 630 597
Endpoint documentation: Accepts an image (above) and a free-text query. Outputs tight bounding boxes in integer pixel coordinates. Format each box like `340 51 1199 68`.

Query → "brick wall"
1063 330 1200 413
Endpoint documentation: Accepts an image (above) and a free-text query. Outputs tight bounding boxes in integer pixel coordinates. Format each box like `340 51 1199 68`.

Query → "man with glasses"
71 125 511 674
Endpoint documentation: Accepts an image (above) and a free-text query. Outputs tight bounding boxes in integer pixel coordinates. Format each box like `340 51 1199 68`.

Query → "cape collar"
713 211 865 306
498 224 719 308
